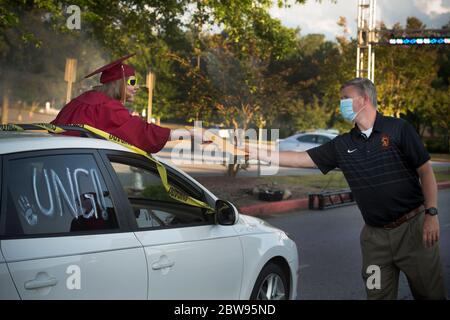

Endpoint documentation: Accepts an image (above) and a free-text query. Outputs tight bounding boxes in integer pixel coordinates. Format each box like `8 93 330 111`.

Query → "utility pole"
146 71 155 123
356 0 377 82
1 87 9 124
64 58 77 103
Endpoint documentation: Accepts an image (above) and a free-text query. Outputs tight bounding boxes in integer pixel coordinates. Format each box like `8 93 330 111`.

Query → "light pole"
356 0 376 83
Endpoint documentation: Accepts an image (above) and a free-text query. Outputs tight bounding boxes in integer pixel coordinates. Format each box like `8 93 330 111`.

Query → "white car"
277 131 338 152
0 129 298 300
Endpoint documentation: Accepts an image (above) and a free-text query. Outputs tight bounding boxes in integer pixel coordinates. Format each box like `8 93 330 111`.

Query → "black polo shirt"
307 112 430 227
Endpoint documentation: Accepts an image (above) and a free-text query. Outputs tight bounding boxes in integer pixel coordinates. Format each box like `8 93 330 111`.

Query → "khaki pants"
360 212 447 300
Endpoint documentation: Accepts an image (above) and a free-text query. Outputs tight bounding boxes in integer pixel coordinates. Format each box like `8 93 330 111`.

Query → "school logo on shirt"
381 134 390 148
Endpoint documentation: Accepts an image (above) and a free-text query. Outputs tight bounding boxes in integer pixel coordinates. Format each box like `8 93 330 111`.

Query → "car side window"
4 154 119 237
111 162 175 203
316 136 331 145
109 160 212 229
297 134 317 143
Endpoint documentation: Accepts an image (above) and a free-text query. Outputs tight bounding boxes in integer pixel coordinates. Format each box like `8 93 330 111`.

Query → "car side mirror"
215 200 239 226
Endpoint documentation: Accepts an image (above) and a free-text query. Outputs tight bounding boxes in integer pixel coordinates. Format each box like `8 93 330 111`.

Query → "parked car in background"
276 130 338 152
207 127 233 139
0 130 299 300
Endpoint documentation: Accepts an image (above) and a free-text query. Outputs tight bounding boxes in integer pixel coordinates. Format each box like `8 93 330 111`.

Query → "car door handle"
24 277 58 290
151 260 175 270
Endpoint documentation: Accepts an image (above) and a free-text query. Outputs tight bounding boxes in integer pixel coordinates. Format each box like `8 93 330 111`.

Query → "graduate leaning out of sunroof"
52 53 201 154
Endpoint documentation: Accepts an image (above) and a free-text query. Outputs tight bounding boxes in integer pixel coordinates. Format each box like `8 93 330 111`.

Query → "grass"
261 166 450 190
434 167 450 183
261 171 349 191
200 167 450 208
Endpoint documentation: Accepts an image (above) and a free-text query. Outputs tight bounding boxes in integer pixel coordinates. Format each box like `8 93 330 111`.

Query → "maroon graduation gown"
51 90 170 153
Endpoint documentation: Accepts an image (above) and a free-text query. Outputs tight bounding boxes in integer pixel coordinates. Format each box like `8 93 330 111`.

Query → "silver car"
277 131 338 152
0 129 299 300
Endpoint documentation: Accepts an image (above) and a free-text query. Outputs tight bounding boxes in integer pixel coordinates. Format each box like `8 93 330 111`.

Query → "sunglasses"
127 77 137 86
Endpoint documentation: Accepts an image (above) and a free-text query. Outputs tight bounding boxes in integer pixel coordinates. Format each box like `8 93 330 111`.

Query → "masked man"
247 78 446 300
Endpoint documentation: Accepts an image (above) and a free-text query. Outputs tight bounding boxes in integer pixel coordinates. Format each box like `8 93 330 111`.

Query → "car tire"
250 263 289 300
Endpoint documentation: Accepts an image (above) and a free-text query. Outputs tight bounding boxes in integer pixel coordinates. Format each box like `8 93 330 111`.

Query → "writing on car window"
6 154 118 236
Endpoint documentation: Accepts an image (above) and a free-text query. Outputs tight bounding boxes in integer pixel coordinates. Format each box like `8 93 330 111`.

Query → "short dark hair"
340 78 377 108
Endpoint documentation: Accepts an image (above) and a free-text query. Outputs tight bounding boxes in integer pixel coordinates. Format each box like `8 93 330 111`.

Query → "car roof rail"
0 123 106 140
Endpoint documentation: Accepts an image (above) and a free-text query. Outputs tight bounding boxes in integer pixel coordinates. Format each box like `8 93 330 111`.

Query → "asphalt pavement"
265 189 450 300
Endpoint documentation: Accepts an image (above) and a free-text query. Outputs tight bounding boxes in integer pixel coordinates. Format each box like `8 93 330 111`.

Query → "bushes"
424 137 450 154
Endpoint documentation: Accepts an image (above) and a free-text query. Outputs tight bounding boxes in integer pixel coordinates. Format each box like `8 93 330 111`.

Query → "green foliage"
291 97 330 132
142 184 174 202
424 137 449 154
1 1 449 156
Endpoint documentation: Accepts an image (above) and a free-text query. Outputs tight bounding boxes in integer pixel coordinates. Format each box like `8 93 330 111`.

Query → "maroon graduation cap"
84 53 136 84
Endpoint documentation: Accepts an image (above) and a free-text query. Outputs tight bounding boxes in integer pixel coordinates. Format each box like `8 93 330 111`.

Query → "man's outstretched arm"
247 146 317 168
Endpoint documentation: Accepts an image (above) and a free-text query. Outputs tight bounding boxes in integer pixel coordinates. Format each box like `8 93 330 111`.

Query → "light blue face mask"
340 98 357 122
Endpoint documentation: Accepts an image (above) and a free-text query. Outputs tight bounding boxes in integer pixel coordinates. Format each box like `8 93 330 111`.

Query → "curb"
438 181 450 190
239 181 450 217
239 198 309 217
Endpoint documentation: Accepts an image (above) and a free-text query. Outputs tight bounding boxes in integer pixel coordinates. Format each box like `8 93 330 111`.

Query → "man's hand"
239 141 317 168
423 214 440 248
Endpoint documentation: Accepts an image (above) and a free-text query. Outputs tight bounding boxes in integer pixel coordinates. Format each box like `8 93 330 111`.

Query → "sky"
270 0 450 41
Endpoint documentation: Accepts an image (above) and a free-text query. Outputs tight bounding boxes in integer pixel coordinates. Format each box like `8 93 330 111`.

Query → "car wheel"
250 263 289 300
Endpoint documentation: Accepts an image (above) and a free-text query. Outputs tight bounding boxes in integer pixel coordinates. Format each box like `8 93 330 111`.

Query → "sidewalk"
239 181 450 217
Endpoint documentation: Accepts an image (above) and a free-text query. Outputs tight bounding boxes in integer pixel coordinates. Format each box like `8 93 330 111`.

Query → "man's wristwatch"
425 207 438 216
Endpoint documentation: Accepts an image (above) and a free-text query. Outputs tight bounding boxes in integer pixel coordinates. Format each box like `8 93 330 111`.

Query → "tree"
375 18 439 119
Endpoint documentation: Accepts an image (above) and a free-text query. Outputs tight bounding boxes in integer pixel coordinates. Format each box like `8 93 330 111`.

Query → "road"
265 189 450 300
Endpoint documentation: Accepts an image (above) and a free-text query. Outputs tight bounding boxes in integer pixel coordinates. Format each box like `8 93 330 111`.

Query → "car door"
101 151 244 299
0 150 147 299
0 247 20 299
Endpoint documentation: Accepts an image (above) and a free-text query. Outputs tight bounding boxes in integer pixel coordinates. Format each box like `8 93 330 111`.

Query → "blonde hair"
93 79 125 101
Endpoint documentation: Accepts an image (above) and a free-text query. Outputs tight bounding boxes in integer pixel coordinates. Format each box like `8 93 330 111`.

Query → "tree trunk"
227 163 240 178
226 127 246 177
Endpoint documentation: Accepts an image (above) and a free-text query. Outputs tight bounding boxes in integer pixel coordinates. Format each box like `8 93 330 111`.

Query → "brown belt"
383 206 424 230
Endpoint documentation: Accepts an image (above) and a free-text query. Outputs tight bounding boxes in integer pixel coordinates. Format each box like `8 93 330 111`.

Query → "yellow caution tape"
1 123 215 213
33 123 66 134
0 124 25 131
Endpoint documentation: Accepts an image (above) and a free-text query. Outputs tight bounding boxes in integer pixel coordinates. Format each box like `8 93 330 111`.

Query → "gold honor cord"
1 123 215 213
